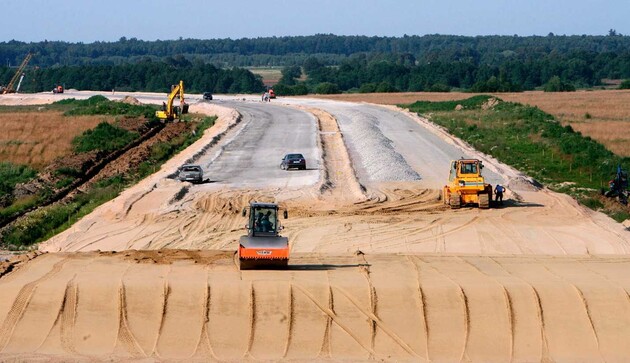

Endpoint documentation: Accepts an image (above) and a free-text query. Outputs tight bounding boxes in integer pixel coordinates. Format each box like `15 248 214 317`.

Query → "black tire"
449 194 461 209
478 193 490 209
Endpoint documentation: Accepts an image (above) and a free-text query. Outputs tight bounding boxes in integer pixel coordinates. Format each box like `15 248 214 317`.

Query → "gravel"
339 109 421 182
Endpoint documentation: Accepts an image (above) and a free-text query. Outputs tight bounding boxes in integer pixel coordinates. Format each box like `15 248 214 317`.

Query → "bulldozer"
238 202 289 270
443 158 493 209
156 80 189 121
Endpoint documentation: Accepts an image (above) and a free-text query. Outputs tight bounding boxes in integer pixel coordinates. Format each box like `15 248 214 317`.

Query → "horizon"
3 32 628 45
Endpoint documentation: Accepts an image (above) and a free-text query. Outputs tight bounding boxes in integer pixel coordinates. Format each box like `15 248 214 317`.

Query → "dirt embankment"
1 251 630 361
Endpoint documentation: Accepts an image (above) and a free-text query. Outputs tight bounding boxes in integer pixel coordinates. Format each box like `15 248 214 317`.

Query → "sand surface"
1 91 629 361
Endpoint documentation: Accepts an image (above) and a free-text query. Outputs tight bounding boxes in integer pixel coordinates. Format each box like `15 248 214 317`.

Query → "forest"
2 34 630 94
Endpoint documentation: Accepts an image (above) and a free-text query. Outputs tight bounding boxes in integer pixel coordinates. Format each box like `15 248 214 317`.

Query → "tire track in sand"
0 256 70 352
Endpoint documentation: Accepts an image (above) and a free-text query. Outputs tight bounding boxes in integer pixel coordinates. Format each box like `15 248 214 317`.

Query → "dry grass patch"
0 111 110 168
248 67 283 86
307 90 630 156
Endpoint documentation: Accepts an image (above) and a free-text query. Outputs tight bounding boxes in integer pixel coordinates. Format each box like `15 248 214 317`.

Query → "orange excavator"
238 202 289 269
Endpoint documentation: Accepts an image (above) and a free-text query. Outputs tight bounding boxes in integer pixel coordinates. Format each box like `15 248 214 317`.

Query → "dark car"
202 92 213 100
281 153 306 170
178 164 204 183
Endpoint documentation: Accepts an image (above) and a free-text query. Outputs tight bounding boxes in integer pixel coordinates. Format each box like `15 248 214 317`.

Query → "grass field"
309 90 630 157
0 111 109 168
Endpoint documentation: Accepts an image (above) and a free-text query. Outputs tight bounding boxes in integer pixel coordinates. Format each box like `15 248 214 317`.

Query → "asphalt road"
280 98 505 188
195 100 320 188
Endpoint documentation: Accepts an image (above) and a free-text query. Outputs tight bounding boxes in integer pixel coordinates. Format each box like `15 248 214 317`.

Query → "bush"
272 83 309 96
315 82 341 94
72 122 138 153
0 162 37 197
59 96 157 118
359 83 377 93
544 76 576 92
375 82 399 93
619 79 630 89
428 83 451 92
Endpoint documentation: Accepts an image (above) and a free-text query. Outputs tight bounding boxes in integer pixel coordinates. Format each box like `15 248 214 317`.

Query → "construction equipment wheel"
449 194 461 209
478 193 490 209
239 259 288 270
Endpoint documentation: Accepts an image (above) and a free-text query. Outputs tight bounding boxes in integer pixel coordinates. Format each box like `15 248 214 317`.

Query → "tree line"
274 50 630 94
0 60 266 93
2 34 630 68
2 34 630 94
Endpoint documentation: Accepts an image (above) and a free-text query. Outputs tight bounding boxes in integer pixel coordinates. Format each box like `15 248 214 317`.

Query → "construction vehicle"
1 53 32 95
52 85 64 94
238 202 289 270
155 80 189 121
602 164 628 205
443 158 493 209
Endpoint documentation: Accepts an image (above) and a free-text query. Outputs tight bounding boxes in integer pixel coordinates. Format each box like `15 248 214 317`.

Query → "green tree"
278 66 302 85
315 82 340 94
543 76 576 92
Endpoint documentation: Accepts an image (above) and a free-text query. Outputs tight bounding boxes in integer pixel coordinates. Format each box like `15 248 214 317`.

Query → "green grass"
58 96 157 118
1 116 217 248
0 162 37 198
403 95 630 221
72 122 139 153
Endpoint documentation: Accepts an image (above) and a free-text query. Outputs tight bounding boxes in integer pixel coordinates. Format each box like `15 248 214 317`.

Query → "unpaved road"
1 91 630 361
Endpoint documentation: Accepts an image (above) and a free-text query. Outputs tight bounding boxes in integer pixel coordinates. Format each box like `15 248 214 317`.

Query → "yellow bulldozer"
443 158 493 209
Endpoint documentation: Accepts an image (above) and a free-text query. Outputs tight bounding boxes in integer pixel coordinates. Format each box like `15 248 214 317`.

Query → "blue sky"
4 0 628 42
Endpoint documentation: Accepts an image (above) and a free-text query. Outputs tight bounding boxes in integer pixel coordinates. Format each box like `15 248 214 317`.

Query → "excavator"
155 80 189 121
238 202 289 270
443 158 493 209
1 53 32 95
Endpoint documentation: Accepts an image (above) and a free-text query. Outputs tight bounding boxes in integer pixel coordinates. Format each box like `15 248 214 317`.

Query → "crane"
155 80 189 121
1 53 33 94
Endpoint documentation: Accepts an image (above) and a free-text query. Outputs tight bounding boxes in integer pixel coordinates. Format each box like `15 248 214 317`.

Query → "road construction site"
1 91 630 361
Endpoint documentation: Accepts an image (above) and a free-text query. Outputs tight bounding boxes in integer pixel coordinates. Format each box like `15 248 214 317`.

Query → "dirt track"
1 91 630 361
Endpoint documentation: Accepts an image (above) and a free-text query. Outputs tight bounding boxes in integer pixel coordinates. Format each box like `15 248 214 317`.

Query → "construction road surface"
1 91 630 362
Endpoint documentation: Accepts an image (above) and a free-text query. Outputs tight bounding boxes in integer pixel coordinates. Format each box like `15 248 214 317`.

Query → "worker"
494 184 505 205
260 211 272 232
161 102 166 111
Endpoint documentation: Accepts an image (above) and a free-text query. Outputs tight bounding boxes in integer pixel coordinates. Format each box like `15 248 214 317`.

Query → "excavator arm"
2 53 32 95
155 80 189 120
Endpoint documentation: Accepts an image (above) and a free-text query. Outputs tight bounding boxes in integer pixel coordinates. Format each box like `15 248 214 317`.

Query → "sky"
3 0 628 42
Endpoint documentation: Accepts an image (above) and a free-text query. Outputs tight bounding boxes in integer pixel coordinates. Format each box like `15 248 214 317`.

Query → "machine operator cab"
244 202 288 237
449 159 483 184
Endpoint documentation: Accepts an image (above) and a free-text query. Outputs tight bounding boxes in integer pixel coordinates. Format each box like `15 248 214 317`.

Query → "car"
281 153 306 170
178 164 204 183
202 92 213 100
